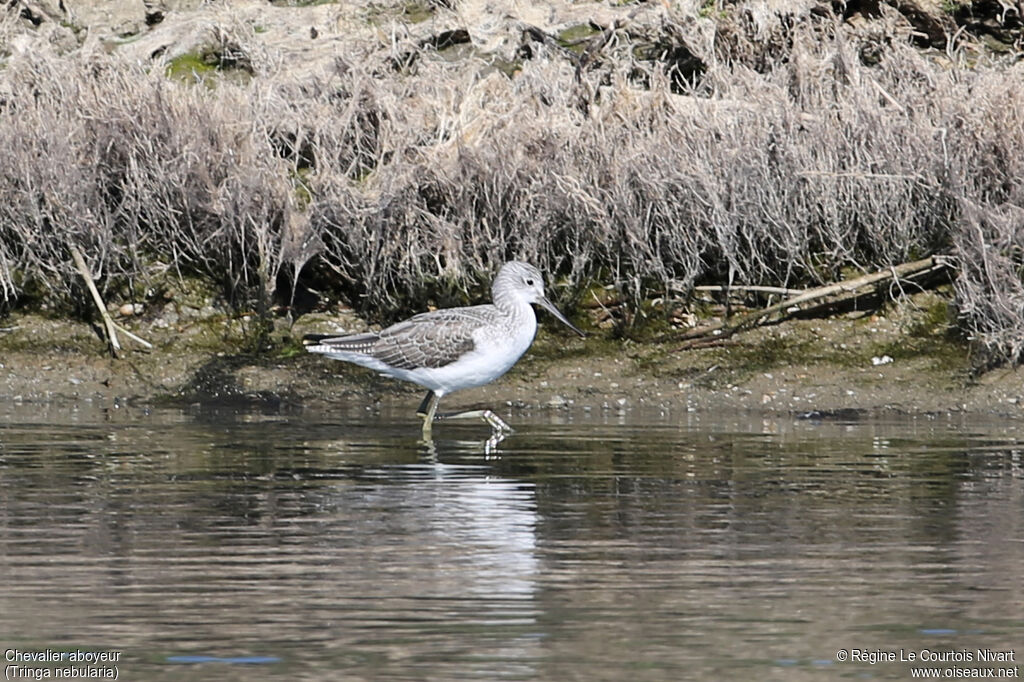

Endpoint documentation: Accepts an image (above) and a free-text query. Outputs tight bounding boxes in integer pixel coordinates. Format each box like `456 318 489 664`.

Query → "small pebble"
118 303 143 317
547 395 568 408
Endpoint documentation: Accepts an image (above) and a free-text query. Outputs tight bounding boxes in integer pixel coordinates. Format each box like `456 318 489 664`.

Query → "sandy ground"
2 290 1023 420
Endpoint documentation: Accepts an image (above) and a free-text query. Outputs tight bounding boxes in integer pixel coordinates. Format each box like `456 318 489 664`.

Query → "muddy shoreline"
3 293 1023 420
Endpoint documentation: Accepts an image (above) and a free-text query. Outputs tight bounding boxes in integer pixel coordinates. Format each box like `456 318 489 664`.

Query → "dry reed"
0 9 1022 361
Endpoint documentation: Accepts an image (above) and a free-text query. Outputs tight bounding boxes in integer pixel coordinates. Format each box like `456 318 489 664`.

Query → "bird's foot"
479 410 512 434
435 409 512 434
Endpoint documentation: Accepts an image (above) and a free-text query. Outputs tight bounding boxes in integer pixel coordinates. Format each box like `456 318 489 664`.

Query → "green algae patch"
557 24 601 53
165 52 218 83
165 48 253 86
366 1 436 26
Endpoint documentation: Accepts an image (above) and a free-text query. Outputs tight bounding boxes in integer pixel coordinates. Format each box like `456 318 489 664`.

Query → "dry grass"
0 7 1022 362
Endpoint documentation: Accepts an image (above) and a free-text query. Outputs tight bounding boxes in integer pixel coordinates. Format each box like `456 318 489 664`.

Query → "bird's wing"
372 307 491 369
304 306 493 370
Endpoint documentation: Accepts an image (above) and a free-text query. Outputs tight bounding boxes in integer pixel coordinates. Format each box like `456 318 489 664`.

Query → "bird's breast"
474 309 536 372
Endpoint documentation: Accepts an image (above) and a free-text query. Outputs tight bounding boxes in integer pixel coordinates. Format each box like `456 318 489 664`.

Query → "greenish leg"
417 391 440 438
418 390 512 435
437 409 512 433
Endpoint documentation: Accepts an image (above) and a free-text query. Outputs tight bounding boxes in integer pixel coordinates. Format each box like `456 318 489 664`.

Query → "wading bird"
304 262 585 438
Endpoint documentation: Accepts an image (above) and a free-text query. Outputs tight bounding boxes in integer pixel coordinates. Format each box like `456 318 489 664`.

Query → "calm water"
0 402 1022 681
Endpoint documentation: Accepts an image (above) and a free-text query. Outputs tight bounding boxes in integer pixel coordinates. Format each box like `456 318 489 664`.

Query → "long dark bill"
536 296 586 337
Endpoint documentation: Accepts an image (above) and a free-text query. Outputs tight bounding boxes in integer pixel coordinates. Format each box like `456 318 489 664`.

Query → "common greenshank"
303 262 584 437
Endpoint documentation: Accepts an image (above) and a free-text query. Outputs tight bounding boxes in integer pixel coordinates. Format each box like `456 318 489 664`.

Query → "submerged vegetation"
0 0 1022 364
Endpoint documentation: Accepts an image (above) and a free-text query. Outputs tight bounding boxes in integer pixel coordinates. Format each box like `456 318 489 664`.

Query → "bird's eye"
525 278 534 286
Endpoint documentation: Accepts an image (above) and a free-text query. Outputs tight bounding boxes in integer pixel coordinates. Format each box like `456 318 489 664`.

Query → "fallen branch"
68 243 153 356
114 323 154 350
671 256 951 350
69 242 121 358
691 284 806 297
520 24 581 66
677 337 739 351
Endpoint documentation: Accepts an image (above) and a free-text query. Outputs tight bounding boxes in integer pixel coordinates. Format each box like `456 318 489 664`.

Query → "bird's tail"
302 333 337 346
302 332 380 355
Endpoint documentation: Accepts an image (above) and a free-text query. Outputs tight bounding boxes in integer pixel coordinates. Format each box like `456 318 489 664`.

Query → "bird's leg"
435 409 512 434
483 431 507 455
416 390 440 438
419 390 511 434
416 390 436 418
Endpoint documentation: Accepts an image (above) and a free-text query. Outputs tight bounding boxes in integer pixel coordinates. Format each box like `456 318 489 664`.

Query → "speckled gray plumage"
303 262 584 415
306 305 512 370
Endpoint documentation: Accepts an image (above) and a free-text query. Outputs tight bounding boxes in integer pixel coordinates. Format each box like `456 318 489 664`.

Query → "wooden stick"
68 243 120 358
692 284 806 296
796 171 922 181
869 77 906 112
112 322 154 350
671 256 949 349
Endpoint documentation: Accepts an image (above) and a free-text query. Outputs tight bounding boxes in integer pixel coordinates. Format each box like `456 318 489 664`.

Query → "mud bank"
2 289 1022 420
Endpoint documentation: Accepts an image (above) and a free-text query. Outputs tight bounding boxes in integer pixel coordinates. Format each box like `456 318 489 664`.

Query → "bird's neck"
492 279 519 310
494 289 534 321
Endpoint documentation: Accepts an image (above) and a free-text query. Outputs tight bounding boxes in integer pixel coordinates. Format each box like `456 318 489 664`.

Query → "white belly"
404 315 537 396
318 302 539 398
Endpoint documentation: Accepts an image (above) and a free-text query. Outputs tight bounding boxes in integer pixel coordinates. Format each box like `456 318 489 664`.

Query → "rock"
118 303 144 317
547 394 568 407
888 0 958 47
12 0 65 26
65 0 149 40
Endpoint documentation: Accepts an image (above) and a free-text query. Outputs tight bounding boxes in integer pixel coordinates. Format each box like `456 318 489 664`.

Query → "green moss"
165 52 219 84
0 315 103 354
521 326 609 369
873 335 966 373
557 24 601 53
489 58 524 79
278 342 306 359
290 168 313 209
165 48 253 87
908 296 955 337
697 0 727 19
366 1 435 26
940 0 971 13
715 334 816 376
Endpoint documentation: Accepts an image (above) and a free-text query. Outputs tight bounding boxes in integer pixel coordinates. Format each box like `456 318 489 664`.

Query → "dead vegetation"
0 1 1022 364
672 256 952 349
